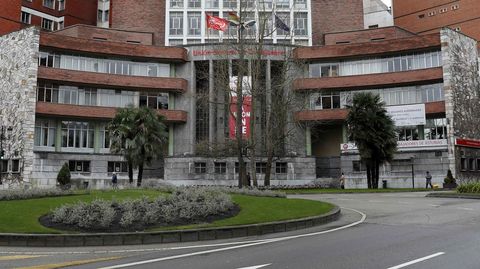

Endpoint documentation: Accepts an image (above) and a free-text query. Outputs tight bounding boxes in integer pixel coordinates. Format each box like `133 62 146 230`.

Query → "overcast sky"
381 0 392 7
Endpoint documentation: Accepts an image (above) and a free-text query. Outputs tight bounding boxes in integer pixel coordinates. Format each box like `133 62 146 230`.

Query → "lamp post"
0 126 4 185
410 156 415 189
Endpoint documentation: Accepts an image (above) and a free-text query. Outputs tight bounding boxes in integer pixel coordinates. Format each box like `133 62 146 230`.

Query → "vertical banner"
229 96 252 139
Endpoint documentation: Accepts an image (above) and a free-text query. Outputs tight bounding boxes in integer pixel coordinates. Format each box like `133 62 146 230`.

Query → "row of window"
169 11 308 37
34 120 109 148
38 51 171 78
20 11 64 31
395 118 447 141
68 160 126 173
310 83 445 110
193 162 288 174
309 51 442 78
169 0 306 9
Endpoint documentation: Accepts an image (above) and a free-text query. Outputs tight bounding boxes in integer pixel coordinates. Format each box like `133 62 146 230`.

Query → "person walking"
339 172 345 189
425 171 433 189
112 172 118 190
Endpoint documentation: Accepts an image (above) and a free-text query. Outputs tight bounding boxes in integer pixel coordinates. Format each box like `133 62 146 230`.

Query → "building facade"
0 1 479 188
393 0 480 41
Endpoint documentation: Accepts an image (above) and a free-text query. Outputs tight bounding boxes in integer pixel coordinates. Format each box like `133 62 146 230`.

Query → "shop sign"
386 104 426 126
341 139 448 152
456 138 480 148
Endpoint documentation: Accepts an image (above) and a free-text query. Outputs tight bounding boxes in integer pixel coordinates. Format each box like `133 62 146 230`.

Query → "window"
170 0 183 8
259 0 273 8
61 121 94 148
205 0 218 8
476 159 480 171
169 12 183 36
352 161 366 172
188 12 201 36
214 162 226 174
276 0 290 8
0 160 7 173
439 7 448 13
294 13 308 36
223 0 236 8
428 11 436 16
418 14 425 18
194 162 206 174
461 158 467 171
37 82 59 102
108 162 128 173
98 10 109 22
294 0 307 9
235 162 250 174
312 93 341 110
256 162 267 174
34 119 56 147
43 0 54 9
0 160 20 174
469 158 475 171
188 0 201 8
41 18 54 31
396 127 419 141
368 24 379 29
58 0 65 10
68 160 90 173
451 4 459 10
275 13 290 35
139 92 169 109
424 118 447 140
11 160 20 173
21 12 31 24
38 52 60 68
276 162 287 174
57 21 64 30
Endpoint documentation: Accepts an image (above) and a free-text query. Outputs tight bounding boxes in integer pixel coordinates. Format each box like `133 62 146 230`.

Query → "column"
208 60 215 144
306 126 312 156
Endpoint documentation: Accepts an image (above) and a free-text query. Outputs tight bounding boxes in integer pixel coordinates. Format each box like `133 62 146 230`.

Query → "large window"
139 92 169 109
21 12 31 24
311 93 340 110
188 12 201 36
99 124 111 149
294 13 308 36
61 121 94 148
34 120 56 147
424 118 447 140
37 83 59 102
69 160 90 173
108 161 127 173
169 12 184 36
396 127 419 141
41 18 54 31
276 13 290 36
214 162 226 174
39 51 171 78
310 51 442 78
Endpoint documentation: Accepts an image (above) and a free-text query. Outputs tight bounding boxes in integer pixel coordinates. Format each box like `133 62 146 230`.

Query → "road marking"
0 255 44 261
456 207 474 211
13 256 121 269
237 264 271 269
429 204 440 207
97 208 367 269
386 252 445 269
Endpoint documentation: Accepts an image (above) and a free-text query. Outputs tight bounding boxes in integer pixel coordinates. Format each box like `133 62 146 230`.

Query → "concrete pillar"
306 126 312 156
208 60 215 144
168 124 174 156
55 120 62 152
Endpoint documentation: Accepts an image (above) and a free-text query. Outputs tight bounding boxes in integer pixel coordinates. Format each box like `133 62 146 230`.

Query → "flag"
275 14 290 32
228 12 240 26
206 14 229 32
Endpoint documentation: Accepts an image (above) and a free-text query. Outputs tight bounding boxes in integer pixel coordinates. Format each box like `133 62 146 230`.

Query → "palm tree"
346 92 397 189
108 107 168 186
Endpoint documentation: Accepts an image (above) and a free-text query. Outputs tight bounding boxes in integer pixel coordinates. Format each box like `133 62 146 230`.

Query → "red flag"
206 14 228 32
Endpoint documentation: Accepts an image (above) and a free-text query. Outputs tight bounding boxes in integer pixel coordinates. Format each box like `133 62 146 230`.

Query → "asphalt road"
2 192 480 269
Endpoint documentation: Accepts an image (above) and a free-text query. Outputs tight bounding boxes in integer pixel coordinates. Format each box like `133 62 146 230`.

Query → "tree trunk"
375 161 380 189
264 153 273 186
366 163 372 189
137 163 143 187
128 161 134 184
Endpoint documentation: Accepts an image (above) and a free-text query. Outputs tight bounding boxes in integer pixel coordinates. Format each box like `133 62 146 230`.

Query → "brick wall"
311 0 364 45
111 0 165 46
0 0 22 35
56 25 154 45
324 27 415 45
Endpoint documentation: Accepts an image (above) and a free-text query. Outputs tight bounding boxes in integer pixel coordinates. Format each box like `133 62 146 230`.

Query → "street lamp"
410 156 415 189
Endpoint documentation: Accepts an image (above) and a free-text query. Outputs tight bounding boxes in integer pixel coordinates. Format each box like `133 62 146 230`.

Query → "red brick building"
393 0 480 41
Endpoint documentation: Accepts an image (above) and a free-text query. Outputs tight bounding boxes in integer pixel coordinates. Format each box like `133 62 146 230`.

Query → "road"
2 192 480 269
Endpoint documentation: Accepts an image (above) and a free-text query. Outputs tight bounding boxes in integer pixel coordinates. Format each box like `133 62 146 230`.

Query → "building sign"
456 138 480 148
192 49 285 57
386 104 426 126
187 44 290 61
229 96 251 139
341 139 448 153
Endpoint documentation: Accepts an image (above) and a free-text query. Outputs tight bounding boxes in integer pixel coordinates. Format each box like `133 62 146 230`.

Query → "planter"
443 182 457 189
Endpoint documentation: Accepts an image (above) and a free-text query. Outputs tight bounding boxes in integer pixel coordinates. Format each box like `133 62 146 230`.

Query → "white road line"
456 207 474 211
429 204 440 207
386 252 445 269
97 208 367 269
236 263 271 269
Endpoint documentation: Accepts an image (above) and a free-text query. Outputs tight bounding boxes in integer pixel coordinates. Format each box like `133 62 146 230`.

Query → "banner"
386 104 426 126
229 96 251 139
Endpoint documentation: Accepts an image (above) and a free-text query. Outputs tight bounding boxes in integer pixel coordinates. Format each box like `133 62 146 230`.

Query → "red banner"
456 138 480 148
206 14 228 32
229 96 252 139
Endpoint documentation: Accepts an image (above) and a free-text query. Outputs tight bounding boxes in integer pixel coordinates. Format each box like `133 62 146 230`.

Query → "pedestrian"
112 172 118 190
246 172 251 187
425 171 433 189
339 172 345 189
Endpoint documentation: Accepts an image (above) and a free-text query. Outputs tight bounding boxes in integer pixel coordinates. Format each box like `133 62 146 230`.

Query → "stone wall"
0 27 39 186
441 28 480 181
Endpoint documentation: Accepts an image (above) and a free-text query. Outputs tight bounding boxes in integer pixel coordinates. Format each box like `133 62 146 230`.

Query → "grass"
0 189 162 234
283 188 433 194
156 194 334 230
0 190 334 234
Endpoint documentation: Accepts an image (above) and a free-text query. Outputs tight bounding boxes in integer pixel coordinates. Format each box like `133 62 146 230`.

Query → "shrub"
458 182 480 193
57 163 71 187
0 188 73 201
444 169 456 184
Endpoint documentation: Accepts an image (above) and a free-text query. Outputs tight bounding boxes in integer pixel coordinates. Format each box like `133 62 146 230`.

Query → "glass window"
21 12 31 24
276 162 287 174
194 162 206 174
294 13 308 36
170 0 183 8
205 0 218 8
61 121 94 148
256 162 267 174
352 161 366 172
275 13 290 35
277 0 290 8
58 0 65 10
41 18 54 31
169 12 184 36
43 0 54 9
188 0 201 8
69 160 91 173
108 161 128 173
34 119 56 147
214 162 226 174
223 0 236 8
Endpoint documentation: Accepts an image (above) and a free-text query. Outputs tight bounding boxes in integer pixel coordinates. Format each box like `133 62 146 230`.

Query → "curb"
0 207 340 247
426 192 480 199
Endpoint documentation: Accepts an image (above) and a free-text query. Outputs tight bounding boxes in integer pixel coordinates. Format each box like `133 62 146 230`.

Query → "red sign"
229 96 251 139
456 138 480 148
